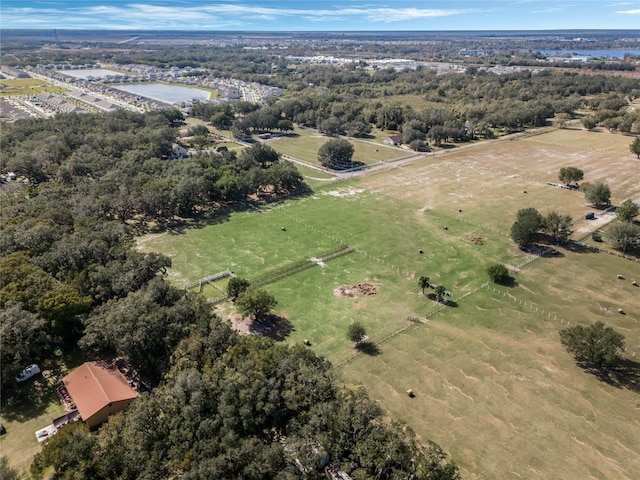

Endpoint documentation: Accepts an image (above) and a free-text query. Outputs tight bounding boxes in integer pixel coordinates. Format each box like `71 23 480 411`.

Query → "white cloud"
615 8 640 14
0 3 478 29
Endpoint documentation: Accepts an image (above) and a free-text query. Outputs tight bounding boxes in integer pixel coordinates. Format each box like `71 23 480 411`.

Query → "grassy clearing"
138 128 640 479
0 352 84 475
0 79 48 88
0 78 67 96
141 185 522 361
267 128 405 165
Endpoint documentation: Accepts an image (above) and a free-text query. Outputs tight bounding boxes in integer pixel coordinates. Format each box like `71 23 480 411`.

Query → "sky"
1 1 639 31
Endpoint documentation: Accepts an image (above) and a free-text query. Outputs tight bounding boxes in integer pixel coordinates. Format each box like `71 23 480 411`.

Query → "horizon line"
2 28 639 32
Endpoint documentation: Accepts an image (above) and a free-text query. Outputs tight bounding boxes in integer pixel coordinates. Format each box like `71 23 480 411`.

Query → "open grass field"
138 128 640 479
267 127 411 165
0 78 67 96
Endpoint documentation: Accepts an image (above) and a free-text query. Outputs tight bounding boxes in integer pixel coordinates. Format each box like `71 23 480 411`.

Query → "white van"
16 364 41 383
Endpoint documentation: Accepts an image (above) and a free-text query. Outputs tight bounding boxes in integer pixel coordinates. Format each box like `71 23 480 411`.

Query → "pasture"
267 127 411 166
138 128 640 479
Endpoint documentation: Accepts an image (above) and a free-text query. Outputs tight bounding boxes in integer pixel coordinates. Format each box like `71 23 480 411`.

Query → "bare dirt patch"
334 282 379 298
467 235 484 245
228 312 294 340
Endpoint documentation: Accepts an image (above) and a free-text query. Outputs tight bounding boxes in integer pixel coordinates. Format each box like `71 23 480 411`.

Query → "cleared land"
267 128 411 166
139 128 640 479
0 78 66 96
0 353 83 474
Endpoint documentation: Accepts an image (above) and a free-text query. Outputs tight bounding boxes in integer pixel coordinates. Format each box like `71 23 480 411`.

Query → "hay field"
365 129 640 236
139 128 640 479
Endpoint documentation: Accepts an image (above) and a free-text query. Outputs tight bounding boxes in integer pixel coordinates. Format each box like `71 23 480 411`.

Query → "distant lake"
114 83 211 103
62 69 125 79
538 49 640 58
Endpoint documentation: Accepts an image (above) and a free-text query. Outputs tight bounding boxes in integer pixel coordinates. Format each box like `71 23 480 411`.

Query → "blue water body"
538 49 640 58
114 83 211 103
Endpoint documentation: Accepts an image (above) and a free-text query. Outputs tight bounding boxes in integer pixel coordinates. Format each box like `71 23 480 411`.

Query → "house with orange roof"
62 361 137 428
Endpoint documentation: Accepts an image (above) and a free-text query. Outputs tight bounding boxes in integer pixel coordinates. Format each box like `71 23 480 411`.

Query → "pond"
113 83 211 103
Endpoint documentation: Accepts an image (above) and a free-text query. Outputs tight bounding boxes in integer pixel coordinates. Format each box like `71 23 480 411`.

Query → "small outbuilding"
383 134 404 146
170 143 189 159
62 361 137 428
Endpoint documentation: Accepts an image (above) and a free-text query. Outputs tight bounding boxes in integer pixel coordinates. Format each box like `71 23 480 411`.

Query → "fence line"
184 269 234 291
250 245 354 289
488 285 637 357
334 282 490 369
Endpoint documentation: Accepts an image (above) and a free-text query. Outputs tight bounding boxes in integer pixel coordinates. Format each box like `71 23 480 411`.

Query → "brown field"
338 128 640 479
365 129 640 236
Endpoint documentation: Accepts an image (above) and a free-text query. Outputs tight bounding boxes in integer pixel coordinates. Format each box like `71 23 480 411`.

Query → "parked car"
16 364 41 383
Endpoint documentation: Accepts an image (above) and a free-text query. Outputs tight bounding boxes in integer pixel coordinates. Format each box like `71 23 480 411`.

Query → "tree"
317 138 354 170
37 284 92 340
319 117 343 135
581 116 598 130
486 264 510 284
630 137 640 158
542 211 573 244
418 276 430 294
238 143 280 169
409 139 429 152
558 166 584 185
276 119 293 133
188 124 210 136
227 277 250 298
0 302 50 391
616 199 640 222
347 322 367 344
583 182 611 207
0 457 20 480
434 285 446 302
30 421 96 480
510 207 542 246
560 321 625 370
235 288 277 321
344 120 371 138
606 222 640 253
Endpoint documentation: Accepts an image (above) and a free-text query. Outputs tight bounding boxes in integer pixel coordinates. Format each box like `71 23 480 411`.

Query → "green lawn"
140 183 522 362
268 128 408 166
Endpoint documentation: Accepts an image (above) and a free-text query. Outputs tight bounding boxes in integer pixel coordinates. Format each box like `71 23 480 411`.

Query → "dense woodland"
0 108 458 478
192 68 640 142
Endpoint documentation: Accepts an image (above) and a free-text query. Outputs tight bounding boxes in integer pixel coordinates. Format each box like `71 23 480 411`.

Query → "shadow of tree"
327 160 367 172
0 352 83 422
563 240 599 254
587 359 640 393
355 340 382 356
1 376 59 422
249 314 295 341
355 341 381 356
494 277 519 288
